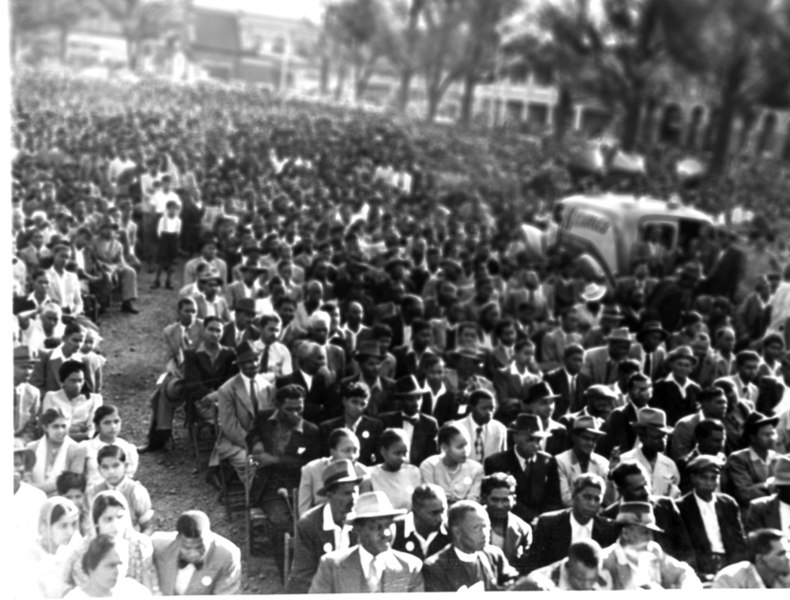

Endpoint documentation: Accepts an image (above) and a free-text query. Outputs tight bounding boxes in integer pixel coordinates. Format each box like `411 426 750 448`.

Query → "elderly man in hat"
744 453 790 532
423 499 519 591
484 413 561 523
678 455 748 580
12 437 47 541
581 327 633 386
525 473 618 573
725 412 780 509
151 510 241 595
92 217 139 314
46 242 83 316
209 340 274 482
184 235 228 286
286 459 364 593
450 387 506 464
14 346 42 442
560 384 618 433
712 528 790 588
601 501 701 589
555 416 613 507
651 345 702 426
628 319 669 381
380 375 438 466
619 407 681 499
309 491 423 593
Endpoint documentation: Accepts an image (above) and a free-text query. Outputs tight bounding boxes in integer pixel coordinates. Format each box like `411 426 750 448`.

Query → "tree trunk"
710 62 743 175
458 74 477 127
620 93 643 151
334 62 348 101
397 68 413 113
320 56 331 96
553 86 574 144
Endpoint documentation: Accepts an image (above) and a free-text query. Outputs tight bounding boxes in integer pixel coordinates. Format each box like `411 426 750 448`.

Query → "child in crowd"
56 471 92 537
297 427 373 517
86 445 154 535
419 423 483 505
80 405 138 486
153 199 181 290
369 428 423 510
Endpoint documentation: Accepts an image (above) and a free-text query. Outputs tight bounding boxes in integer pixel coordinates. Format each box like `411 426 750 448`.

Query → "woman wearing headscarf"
63 534 151 598
67 490 159 594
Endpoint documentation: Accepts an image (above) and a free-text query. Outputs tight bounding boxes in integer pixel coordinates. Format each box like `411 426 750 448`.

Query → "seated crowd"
11 71 790 595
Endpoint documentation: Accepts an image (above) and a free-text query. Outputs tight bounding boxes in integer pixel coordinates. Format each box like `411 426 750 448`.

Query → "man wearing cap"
671 387 729 461
184 235 228 286
393 483 451 561
151 510 241 595
380 376 438 466
744 453 790 533
712 528 790 588
525 473 618 573
555 416 613 507
677 418 729 492
14 346 42 442
423 499 519 591
601 501 701 589
12 438 47 541
651 345 702 426
286 459 363 593
543 343 589 417
521 381 568 456
309 491 423 592
619 407 681 499
724 412 780 508
46 243 83 316
678 455 748 579
599 372 652 458
628 320 668 381
559 384 618 434
92 217 139 314
450 388 506 464
209 340 274 482
539 307 583 372
581 327 634 386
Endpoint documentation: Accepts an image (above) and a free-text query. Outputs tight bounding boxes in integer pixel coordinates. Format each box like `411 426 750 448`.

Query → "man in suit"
255 313 292 382
339 341 394 417
671 386 729 461
581 328 634 386
539 307 583 372
602 461 696 565
219 297 260 349
697 225 745 302
392 483 451 561
555 416 613 507
724 412 780 508
209 341 274 482
285 459 363 593
678 455 748 580
628 319 668 381
524 472 618 573
450 388 506 464
619 407 681 499
380 375 438 466
309 491 423 593
319 381 384 466
481 472 533 574
423 500 520 591
277 341 336 423
151 510 241 595
484 414 562 523
246 384 321 579
392 317 435 380
744 453 790 532
522 381 568 456
615 262 658 306
492 338 542 417
651 345 702 426
46 243 83 316
543 344 588 418
599 372 651 458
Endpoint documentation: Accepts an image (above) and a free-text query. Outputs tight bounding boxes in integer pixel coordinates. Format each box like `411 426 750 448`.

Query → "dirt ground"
99 260 283 594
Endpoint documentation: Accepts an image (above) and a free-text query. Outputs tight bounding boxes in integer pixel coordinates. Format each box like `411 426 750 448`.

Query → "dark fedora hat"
234 297 257 316
162 375 187 407
636 320 669 342
508 413 550 438
666 345 698 367
743 411 780 438
354 340 384 361
524 381 560 405
236 340 261 363
392 375 428 396
317 459 364 496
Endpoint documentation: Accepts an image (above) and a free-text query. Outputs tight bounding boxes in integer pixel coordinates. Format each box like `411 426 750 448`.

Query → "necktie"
475 426 485 461
644 352 652 378
250 377 258 417
261 344 270 373
178 559 203 570
367 556 381 592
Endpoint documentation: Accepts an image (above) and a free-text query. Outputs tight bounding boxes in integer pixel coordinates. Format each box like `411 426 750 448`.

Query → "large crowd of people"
10 67 790 595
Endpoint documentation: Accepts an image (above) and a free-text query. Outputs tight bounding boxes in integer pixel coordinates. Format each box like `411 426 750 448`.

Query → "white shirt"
693 493 726 553
666 373 693 398
152 189 181 214
174 563 195 595
453 547 480 563
12 482 47 542
358 544 391 581
780 500 790 535
322 502 352 551
401 413 415 450
300 370 313 392
402 512 446 557
569 512 593 543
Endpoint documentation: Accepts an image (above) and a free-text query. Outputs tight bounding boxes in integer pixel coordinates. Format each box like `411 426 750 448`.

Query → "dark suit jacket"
650 379 701 427
392 519 451 561
219 322 260 349
182 346 238 404
392 345 423 379
423 544 519 591
380 411 438 466
245 412 321 503
544 420 569 457
319 415 384 466
698 245 746 301
744 494 782 532
678 491 748 574
602 496 695 566
384 314 409 349
484 449 562 523
285 503 358 594
276 368 336 423
430 389 466 426
543 368 589 418
523 508 618 573
598 402 639 458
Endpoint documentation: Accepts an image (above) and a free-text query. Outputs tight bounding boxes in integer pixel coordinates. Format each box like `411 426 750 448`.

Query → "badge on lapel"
361 431 370 439
201 576 213 587
323 542 333 553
